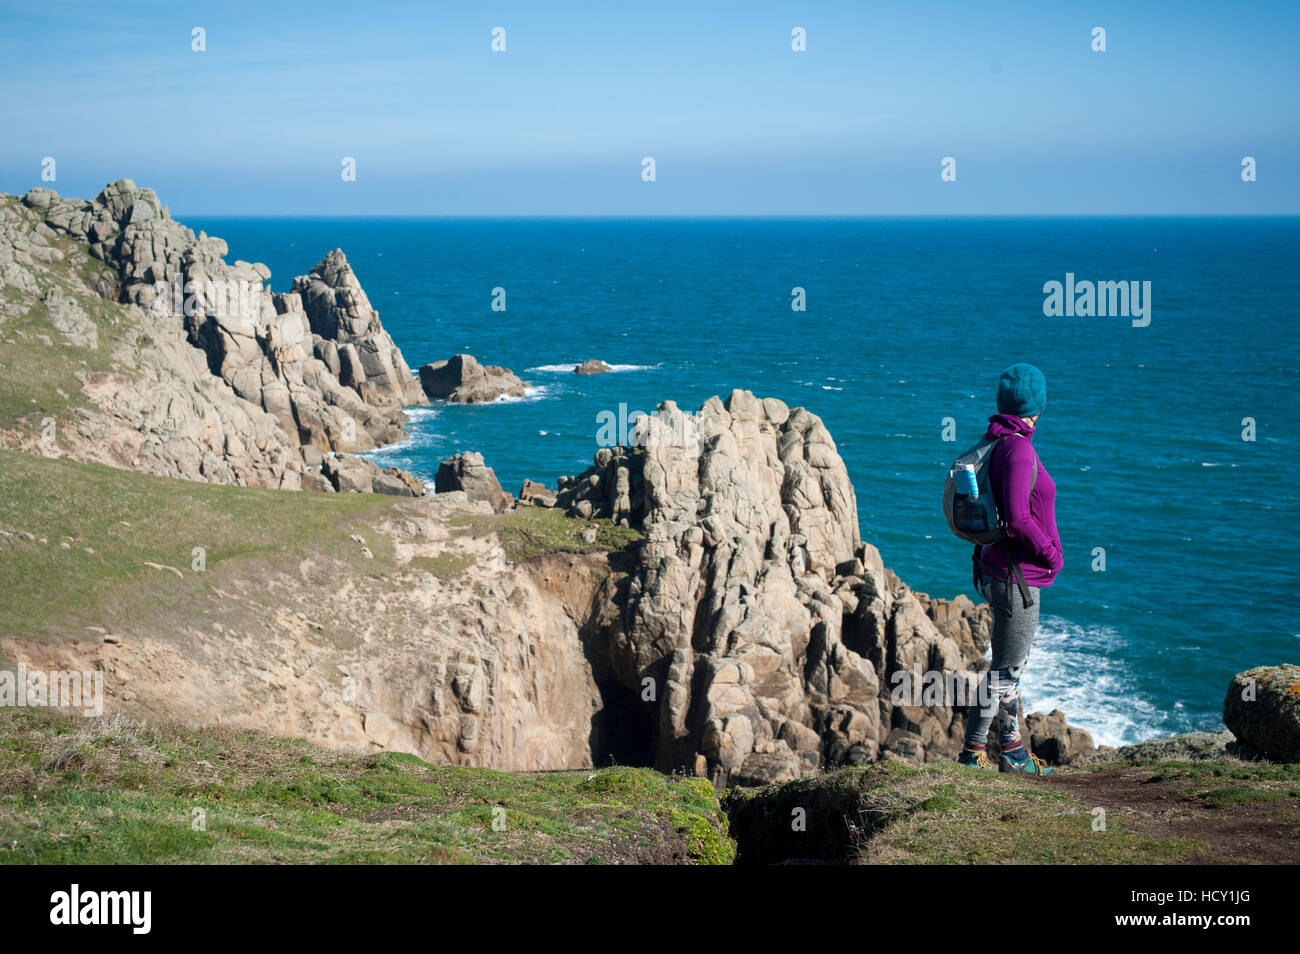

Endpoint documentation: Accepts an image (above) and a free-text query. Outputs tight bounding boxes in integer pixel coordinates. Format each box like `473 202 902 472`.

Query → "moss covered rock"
1224 665 1300 762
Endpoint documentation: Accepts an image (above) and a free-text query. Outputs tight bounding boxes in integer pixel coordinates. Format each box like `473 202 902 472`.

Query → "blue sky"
1 0 1297 215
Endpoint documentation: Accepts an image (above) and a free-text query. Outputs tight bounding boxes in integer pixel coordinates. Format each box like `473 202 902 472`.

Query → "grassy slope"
724 759 1300 865
0 449 642 644
0 708 732 864
0 448 402 642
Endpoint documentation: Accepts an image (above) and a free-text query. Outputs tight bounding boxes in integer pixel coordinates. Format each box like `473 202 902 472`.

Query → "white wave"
490 385 551 404
526 362 659 373
359 425 445 459
403 406 440 422
1016 615 1204 747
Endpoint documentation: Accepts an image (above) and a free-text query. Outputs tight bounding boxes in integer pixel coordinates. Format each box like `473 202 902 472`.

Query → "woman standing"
958 363 1063 775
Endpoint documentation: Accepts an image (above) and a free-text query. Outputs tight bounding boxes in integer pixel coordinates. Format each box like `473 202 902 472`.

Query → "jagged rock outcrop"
1224 665 1300 762
419 353 529 404
435 451 512 512
519 478 558 508
291 249 425 409
574 359 611 375
562 390 1091 786
2 181 424 491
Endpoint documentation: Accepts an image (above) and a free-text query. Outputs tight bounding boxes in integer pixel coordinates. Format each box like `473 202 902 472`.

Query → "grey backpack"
943 434 1038 607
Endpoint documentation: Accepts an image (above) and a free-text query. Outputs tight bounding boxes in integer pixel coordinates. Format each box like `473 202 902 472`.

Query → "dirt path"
1047 765 1300 864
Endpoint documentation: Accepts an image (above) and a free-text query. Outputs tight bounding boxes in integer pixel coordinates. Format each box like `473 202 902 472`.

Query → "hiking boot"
957 749 994 770
999 751 1055 776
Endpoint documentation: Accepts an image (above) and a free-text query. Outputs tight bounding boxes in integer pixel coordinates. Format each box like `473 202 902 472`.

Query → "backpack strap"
1001 541 1035 610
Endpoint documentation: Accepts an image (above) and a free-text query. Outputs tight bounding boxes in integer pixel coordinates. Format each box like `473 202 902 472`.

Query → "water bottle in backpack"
943 440 1005 544
943 433 1040 609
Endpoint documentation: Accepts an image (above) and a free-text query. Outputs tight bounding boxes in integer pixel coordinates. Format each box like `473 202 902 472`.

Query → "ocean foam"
526 362 658 373
1018 615 1208 747
491 385 551 404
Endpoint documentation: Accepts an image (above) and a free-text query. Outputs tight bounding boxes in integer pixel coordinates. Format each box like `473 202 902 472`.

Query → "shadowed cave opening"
587 675 659 768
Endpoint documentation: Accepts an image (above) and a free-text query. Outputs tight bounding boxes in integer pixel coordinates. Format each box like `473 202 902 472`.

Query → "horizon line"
178 211 1300 220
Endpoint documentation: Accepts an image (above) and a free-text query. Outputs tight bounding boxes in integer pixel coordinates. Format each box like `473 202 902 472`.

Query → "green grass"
406 552 476 580
0 451 648 642
0 707 734 864
450 505 643 562
1134 760 1300 783
0 449 405 640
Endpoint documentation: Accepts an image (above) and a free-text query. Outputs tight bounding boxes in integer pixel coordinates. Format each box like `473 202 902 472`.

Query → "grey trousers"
963 577 1040 750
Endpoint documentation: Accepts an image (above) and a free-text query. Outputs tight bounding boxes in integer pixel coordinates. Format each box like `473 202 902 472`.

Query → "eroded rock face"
3 182 424 491
419 354 529 404
321 453 422 496
562 390 1089 786
0 494 600 772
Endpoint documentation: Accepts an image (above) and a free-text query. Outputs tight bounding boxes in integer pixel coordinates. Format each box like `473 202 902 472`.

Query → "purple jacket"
976 413 1063 588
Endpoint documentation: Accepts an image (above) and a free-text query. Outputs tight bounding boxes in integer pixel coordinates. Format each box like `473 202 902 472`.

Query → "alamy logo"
0 664 103 716
49 884 151 934
1042 272 1152 327
151 275 263 323
595 403 704 456
890 666 989 707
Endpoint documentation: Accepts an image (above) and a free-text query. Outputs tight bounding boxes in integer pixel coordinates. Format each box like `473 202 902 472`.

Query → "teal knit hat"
996 363 1048 417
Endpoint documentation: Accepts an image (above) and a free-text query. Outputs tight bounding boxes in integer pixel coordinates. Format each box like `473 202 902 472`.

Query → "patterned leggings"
963 577 1040 750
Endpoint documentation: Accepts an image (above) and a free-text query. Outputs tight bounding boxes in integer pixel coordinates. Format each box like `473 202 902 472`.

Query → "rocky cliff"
1 181 424 491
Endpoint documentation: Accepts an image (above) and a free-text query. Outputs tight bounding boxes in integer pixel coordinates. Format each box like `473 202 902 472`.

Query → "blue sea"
194 215 1300 747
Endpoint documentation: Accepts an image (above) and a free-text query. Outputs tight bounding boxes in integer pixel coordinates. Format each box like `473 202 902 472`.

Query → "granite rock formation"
1 181 424 491
419 353 529 404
